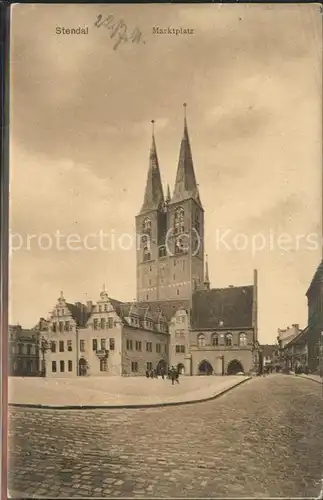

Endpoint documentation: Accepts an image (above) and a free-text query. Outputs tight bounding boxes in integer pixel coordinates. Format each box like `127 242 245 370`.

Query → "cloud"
9 3 322 343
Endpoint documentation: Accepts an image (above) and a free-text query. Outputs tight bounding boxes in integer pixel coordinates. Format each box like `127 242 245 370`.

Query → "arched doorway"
198 360 213 375
78 358 87 376
156 359 167 375
177 363 185 375
227 359 244 375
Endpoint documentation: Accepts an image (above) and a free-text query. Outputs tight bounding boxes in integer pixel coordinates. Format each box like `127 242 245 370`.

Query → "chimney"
292 323 299 330
86 301 93 313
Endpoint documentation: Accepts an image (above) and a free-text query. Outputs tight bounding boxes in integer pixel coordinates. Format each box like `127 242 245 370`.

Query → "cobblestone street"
8 375 323 498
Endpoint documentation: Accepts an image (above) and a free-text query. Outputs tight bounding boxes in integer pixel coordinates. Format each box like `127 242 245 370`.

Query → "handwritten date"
94 14 145 50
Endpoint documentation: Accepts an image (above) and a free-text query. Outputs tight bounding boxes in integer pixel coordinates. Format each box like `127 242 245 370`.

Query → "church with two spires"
38 106 258 377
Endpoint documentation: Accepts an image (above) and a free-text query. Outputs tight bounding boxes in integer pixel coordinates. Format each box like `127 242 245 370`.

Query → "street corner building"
34 106 259 378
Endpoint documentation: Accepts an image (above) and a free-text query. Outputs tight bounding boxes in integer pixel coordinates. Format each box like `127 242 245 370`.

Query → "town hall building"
37 105 258 377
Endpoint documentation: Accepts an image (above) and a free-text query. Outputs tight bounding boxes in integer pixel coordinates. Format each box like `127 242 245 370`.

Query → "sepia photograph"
7 3 323 498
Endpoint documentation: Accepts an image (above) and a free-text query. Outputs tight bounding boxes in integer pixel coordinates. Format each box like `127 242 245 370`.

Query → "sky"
9 3 322 343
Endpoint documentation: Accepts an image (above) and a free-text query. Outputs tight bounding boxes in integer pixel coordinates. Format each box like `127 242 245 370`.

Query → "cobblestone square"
9 375 248 407
8 375 323 498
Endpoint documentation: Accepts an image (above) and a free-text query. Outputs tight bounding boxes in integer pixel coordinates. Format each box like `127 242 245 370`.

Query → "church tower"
136 106 204 303
161 104 204 300
136 121 166 302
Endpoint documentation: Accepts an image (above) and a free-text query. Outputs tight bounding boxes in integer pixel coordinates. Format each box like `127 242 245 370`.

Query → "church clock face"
192 228 201 256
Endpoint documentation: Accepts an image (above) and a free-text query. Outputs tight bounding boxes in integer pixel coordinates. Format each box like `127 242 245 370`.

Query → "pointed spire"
204 254 210 289
140 120 164 213
171 104 201 206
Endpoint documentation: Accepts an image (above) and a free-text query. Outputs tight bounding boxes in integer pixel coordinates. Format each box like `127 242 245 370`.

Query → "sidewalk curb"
8 377 252 410
295 374 323 385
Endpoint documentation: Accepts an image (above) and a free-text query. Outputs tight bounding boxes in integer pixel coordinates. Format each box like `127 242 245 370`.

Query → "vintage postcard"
7 3 323 499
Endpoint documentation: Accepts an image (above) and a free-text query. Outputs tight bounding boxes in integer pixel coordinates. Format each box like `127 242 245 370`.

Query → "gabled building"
135 106 258 375
305 260 323 372
37 105 259 378
39 290 169 377
8 325 40 376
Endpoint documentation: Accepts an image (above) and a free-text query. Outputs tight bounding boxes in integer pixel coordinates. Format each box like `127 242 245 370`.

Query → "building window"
80 340 85 352
59 321 64 332
174 207 185 235
146 294 149 300
99 305 102 313
27 344 31 355
59 341 64 352
212 334 219 346
177 289 179 295
60 360 65 372
100 318 105 329
126 339 133 350
136 341 142 351
51 341 56 353
52 361 57 373
147 362 153 371
65 321 70 331
108 317 113 329
239 333 247 346
143 246 151 262
92 339 98 351
225 333 233 346
142 217 151 235
164 344 168 354
93 318 98 330
67 340 72 352
146 342 152 352
159 246 166 258
68 360 73 372
175 345 185 353
100 359 108 372
101 338 106 350
131 361 138 373
197 334 206 348
156 343 161 353
109 338 115 350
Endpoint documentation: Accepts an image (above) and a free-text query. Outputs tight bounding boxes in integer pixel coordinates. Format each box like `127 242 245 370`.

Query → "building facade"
305 260 323 373
9 325 40 376
35 107 258 377
39 290 169 378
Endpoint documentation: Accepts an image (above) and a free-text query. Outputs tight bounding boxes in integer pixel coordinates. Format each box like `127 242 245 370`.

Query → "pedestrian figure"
150 370 154 379
171 366 177 385
145 369 149 378
175 370 179 384
161 370 165 380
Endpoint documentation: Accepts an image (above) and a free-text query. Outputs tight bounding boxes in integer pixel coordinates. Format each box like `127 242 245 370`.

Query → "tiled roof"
191 285 254 330
306 260 323 296
287 327 309 346
66 303 91 327
136 299 190 322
